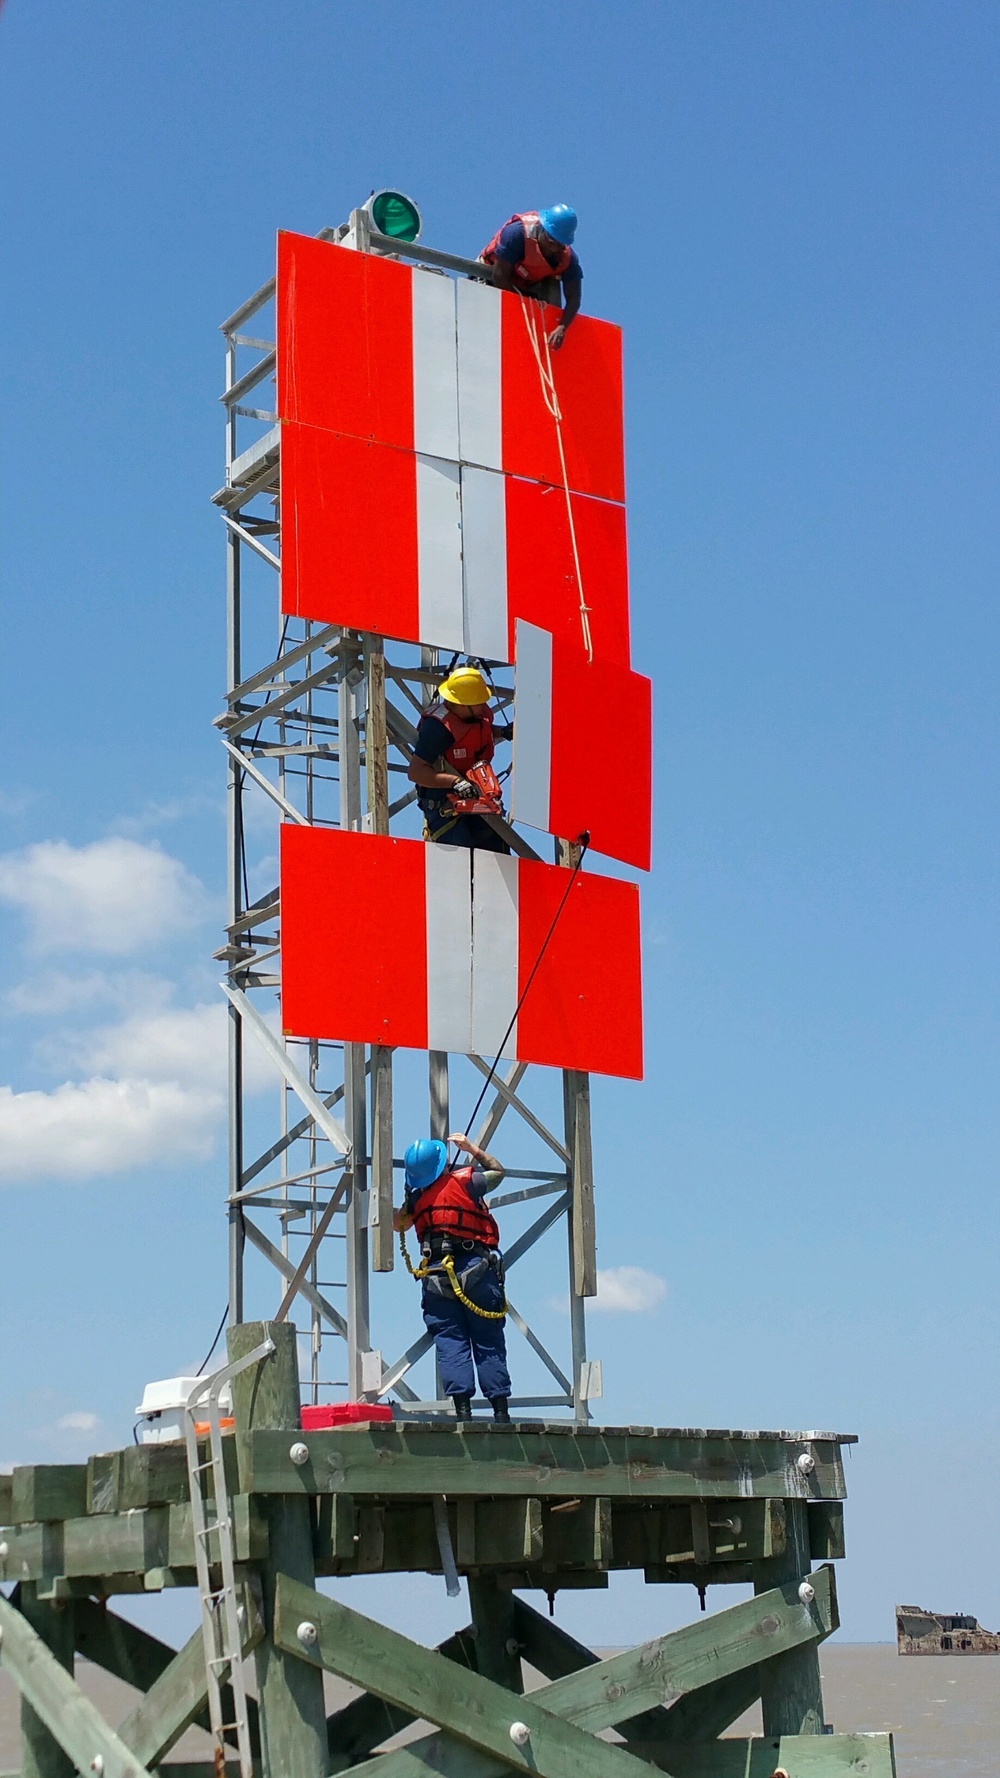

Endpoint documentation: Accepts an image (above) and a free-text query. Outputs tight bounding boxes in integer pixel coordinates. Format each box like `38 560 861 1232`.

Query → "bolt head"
509 1721 531 1747
90 1758 104 1776
798 1581 816 1605
796 1451 816 1475
289 1441 310 1466
297 1620 318 1648
0 1543 8 1561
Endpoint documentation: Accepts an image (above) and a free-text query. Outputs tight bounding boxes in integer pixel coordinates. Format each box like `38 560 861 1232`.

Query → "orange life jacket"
481 212 573 287
425 701 495 771
410 1165 500 1249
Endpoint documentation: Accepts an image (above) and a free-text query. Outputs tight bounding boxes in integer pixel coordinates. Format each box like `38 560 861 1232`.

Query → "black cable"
196 1304 229 1376
464 833 591 1138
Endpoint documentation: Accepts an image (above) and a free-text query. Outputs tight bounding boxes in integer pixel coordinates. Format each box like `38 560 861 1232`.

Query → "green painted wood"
86 1453 125 1516
648 1667 764 1743
63 1510 168 1577
18 1586 74 1778
754 1507 828 1735
457 1500 542 1569
541 1497 611 1567
326 1628 477 1773
0 1591 149 1778
0 1478 13 1523
511 1597 673 1742
626 1734 896 1776
312 1493 357 1564
808 1502 846 1562
273 1572 653 1778
119 1446 191 1511
0 1501 265 1586
245 1426 847 1501
11 1469 87 1526
74 1597 176 1690
116 1609 263 1769
467 1577 522 1692
229 1321 328 1778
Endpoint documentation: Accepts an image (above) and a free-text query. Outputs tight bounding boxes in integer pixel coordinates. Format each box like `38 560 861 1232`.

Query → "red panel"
277 231 415 448
281 826 428 1049
505 478 631 668
501 296 625 504
549 644 652 873
516 863 643 1079
281 422 420 640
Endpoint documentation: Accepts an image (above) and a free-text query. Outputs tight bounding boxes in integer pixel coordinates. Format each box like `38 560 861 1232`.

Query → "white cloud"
0 838 208 954
590 1266 667 1314
57 1411 99 1432
43 1001 276 1096
5 969 169 1018
0 1077 221 1182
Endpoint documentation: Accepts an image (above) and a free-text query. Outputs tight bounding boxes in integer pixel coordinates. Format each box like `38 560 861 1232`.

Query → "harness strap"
399 1229 508 1321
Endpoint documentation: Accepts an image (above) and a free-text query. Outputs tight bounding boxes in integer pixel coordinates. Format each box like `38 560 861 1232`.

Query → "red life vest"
410 1165 500 1249
481 212 573 288
425 700 495 771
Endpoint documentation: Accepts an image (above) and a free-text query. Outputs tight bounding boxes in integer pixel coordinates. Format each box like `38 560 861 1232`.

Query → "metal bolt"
504 1637 520 1656
509 1722 531 1748
297 1620 318 1648
798 1581 816 1605
289 1441 310 1466
0 1542 8 1561
90 1758 104 1776
796 1452 816 1475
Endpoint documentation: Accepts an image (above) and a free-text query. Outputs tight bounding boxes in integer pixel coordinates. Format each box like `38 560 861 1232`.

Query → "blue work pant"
421 1263 511 1400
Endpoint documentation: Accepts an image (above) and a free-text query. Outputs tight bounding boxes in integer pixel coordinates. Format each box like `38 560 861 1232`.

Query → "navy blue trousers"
421 1263 511 1399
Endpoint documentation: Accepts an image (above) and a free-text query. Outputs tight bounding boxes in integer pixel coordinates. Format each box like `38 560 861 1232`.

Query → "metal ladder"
184 1340 274 1778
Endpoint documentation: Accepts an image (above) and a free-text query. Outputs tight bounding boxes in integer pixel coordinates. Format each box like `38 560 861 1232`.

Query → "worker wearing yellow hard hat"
407 665 512 851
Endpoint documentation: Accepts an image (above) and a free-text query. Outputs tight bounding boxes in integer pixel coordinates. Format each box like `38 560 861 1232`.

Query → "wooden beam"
623 1734 897 1775
18 1584 75 1778
562 1071 596 1297
244 1426 848 1500
467 1576 522 1692
74 1597 176 1691
327 1629 478 1773
808 1501 845 1562
329 1567 838 1778
0 1591 150 1778
273 1572 653 1778
512 1598 674 1743
229 1322 329 1778
11 1468 87 1525
116 1607 262 1769
753 1504 827 1736
369 1043 395 1273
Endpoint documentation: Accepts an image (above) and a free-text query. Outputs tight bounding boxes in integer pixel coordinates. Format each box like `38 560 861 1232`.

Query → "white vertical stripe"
470 852 520 1060
416 454 465 652
510 620 553 834
460 466 509 662
426 844 473 1054
412 271 459 460
456 278 502 471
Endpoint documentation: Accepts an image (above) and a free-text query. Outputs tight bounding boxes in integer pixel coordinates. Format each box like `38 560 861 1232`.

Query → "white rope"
520 301 594 662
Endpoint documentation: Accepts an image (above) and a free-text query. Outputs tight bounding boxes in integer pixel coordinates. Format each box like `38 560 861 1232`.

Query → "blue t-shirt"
495 220 582 286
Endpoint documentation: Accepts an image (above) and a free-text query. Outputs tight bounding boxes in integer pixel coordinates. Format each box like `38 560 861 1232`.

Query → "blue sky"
1 1 998 1651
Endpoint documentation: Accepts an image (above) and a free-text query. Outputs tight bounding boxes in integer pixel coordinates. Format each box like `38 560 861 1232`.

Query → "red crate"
300 1402 393 1429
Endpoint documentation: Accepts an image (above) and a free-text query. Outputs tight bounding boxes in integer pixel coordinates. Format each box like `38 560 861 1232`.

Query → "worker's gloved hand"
450 778 476 799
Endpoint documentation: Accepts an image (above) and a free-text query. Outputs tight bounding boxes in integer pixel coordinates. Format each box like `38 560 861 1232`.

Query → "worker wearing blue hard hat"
394 1132 512 1422
480 205 582 350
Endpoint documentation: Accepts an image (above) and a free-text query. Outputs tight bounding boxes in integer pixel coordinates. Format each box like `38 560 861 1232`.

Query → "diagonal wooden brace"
0 1591 151 1778
115 1592 264 1769
326 1627 478 1773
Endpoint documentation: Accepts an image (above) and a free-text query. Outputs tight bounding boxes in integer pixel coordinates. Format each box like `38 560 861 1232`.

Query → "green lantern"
367 189 422 243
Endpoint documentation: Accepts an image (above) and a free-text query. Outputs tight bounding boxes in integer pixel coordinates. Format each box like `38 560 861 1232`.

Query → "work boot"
490 1397 511 1424
451 1393 473 1421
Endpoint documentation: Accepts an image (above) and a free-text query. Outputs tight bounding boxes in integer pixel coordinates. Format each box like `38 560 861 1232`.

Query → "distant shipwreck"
897 1605 1000 1654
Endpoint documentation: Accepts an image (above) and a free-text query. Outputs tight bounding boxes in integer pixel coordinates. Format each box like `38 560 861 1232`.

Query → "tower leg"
467 1575 523 1692
19 1586 74 1778
229 1321 329 1778
753 1500 825 1734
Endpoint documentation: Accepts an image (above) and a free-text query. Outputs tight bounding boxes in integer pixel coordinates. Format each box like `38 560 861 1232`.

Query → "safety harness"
400 1165 508 1321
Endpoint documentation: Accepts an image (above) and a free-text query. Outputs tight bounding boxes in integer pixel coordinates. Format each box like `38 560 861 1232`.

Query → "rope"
398 1231 508 1320
463 831 591 1138
520 301 594 663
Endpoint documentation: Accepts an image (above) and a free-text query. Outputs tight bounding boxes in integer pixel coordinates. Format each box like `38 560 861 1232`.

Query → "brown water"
0 1643 994 1775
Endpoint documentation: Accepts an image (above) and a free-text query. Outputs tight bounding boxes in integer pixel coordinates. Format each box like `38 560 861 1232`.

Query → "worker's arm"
548 281 582 352
490 259 519 294
393 1203 414 1233
407 756 467 792
448 1131 505 1182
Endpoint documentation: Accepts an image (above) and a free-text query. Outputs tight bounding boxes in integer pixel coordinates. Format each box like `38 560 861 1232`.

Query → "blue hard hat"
538 204 577 246
404 1138 449 1194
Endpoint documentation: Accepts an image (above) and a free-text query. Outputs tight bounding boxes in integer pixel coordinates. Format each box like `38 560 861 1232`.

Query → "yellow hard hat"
438 666 491 706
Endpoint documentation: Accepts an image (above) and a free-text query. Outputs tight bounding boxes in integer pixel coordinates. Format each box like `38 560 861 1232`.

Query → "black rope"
196 1304 229 1376
464 833 591 1137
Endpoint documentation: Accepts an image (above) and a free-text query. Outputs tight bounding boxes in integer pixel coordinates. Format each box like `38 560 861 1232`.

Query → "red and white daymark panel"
282 424 630 666
511 621 652 872
280 826 642 1079
278 232 624 506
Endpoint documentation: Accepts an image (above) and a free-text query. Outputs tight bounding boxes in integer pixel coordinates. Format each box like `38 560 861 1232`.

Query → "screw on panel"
508 1722 531 1747
90 1759 104 1776
289 1441 310 1466
297 1620 318 1648
798 1581 816 1605
796 1451 816 1475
